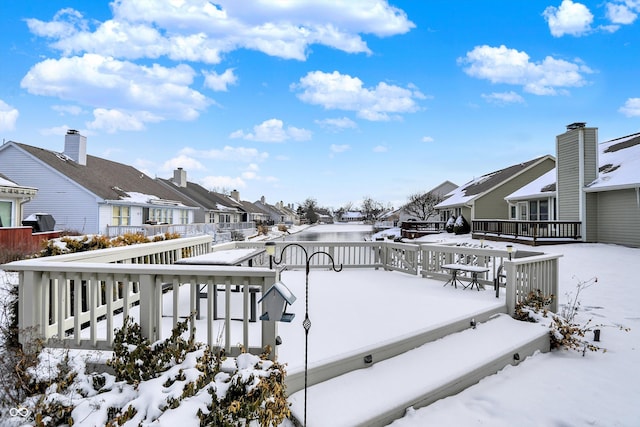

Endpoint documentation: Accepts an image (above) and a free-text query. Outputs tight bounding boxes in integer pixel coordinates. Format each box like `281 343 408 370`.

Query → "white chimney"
231 189 240 201
173 168 187 187
64 129 87 165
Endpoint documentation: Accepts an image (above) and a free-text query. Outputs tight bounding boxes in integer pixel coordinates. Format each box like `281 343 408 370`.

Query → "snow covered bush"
13 316 290 426
445 216 455 233
37 232 180 257
452 215 470 235
514 279 628 355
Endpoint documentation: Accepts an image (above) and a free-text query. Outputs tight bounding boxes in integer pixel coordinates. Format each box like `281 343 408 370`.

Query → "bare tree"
360 196 384 222
403 191 443 220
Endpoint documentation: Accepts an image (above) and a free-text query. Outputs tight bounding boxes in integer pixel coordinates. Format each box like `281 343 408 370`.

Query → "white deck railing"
4 237 560 358
419 243 561 314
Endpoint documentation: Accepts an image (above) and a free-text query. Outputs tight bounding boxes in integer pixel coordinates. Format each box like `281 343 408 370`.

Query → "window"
112 206 130 225
208 211 216 223
150 208 173 224
528 200 549 221
0 201 12 227
180 209 189 224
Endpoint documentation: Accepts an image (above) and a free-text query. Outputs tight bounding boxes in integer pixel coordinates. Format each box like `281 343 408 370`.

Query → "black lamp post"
269 242 342 427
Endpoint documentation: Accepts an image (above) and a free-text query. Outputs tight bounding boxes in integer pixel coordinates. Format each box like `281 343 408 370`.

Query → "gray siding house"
506 124 640 247
0 131 198 234
436 155 556 224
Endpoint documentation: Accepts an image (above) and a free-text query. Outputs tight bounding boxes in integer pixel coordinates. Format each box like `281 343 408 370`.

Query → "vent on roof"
566 122 586 130
599 163 620 174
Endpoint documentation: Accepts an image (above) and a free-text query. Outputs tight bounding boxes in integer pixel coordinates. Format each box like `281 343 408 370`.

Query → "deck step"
288 314 550 427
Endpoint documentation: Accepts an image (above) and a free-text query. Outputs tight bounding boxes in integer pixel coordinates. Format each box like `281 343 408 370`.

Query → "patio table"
441 263 490 291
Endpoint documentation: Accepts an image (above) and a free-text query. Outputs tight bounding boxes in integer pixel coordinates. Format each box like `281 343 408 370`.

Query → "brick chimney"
173 168 187 187
64 129 87 165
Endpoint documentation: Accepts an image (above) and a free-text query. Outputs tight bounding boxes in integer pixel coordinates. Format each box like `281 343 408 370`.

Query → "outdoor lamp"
265 241 276 268
265 241 276 256
506 244 513 260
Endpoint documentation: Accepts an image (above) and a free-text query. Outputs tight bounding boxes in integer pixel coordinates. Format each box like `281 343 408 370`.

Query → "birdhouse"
258 281 297 322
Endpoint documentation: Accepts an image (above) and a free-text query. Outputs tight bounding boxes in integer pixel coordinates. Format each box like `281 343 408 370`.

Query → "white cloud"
421 136 435 143
606 1 640 24
373 145 388 152
87 108 157 133
0 100 19 131
21 54 210 126
543 0 594 37
293 70 423 121
203 68 237 91
315 117 358 131
619 97 640 117
481 91 526 105
230 118 312 142
160 154 205 172
458 45 593 95
28 1 413 63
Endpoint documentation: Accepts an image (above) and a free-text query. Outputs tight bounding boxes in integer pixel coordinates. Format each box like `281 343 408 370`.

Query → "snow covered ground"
1 223 639 426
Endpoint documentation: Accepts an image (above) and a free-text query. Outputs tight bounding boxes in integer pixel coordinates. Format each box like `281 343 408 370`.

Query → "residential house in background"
159 168 246 225
0 174 37 227
254 197 298 225
435 155 556 224
0 131 198 235
505 124 640 247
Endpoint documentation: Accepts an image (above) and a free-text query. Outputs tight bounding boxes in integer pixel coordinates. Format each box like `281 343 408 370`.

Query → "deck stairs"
286 311 550 427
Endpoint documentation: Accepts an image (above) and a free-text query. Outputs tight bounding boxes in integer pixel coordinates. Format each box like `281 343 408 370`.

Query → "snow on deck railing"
230 240 420 275
4 237 559 359
419 242 560 314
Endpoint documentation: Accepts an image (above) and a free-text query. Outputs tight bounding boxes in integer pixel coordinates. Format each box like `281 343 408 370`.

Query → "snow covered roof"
505 169 557 201
586 132 640 191
436 156 552 208
0 172 38 195
506 132 640 199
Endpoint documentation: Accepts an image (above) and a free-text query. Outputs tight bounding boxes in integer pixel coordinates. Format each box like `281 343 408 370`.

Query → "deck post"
18 269 44 346
138 274 159 342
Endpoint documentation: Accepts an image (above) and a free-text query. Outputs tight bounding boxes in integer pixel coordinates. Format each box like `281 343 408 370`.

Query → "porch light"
506 244 513 260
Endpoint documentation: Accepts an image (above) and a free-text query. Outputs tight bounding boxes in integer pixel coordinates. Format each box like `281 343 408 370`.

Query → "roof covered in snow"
506 132 640 200
436 155 553 208
586 132 640 191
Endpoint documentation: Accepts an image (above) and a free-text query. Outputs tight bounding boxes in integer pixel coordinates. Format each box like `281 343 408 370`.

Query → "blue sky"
1 1 639 210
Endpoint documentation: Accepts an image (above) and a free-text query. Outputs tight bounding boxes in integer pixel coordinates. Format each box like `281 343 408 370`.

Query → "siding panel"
0 145 100 233
596 189 640 247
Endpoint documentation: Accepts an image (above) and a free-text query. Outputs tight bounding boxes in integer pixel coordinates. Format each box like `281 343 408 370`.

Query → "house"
505 124 640 247
158 168 246 226
435 155 556 224
0 131 198 234
340 211 365 222
254 197 297 225
0 173 37 227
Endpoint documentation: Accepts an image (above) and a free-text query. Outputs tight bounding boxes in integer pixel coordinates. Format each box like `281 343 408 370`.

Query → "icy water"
283 224 374 242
